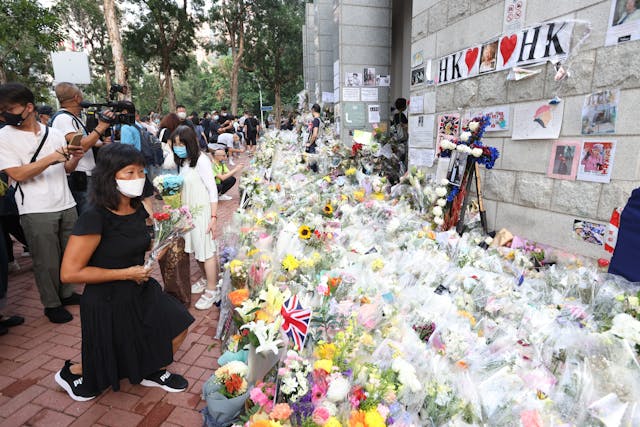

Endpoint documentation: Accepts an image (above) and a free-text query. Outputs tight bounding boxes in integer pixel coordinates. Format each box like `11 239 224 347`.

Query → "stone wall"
410 0 640 258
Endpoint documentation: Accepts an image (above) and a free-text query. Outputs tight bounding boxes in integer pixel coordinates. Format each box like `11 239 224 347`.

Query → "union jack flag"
280 295 311 350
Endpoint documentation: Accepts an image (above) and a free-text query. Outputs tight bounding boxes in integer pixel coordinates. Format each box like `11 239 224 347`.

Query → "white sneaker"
195 289 220 310
8 261 20 273
218 194 233 201
191 278 207 294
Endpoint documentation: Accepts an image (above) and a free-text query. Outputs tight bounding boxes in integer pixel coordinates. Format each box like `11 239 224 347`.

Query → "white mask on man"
116 178 146 198
177 111 187 120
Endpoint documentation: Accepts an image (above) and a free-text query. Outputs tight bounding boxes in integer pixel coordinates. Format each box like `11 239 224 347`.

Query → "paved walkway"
0 157 247 426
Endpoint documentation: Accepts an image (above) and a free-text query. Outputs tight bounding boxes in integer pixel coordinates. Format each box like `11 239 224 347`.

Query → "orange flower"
456 360 468 369
228 289 249 306
250 420 273 427
225 373 244 394
349 410 366 427
255 309 272 322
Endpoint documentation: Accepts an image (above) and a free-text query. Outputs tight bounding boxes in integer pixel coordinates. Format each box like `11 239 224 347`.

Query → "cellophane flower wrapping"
144 205 195 269
217 128 640 427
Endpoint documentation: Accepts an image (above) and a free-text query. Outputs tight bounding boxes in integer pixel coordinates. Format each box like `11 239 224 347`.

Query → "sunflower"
323 203 334 216
298 225 312 240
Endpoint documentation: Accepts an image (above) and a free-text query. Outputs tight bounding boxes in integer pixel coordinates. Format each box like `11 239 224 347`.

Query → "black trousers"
217 176 236 195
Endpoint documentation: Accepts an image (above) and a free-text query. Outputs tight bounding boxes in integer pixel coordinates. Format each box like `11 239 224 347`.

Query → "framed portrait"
581 89 619 135
479 40 498 73
411 67 425 86
447 151 469 187
363 67 376 86
576 140 616 183
547 140 580 180
345 72 363 87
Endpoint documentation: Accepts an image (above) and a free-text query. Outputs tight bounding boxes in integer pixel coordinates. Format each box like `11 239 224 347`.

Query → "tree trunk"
163 62 176 112
103 0 130 99
230 56 240 115
104 68 112 99
0 65 7 84
274 82 282 129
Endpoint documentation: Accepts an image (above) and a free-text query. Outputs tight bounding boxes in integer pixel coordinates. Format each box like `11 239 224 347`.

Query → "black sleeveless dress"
73 206 194 392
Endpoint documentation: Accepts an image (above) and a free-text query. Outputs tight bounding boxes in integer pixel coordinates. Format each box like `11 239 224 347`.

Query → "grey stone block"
341 5 391 28
506 64 547 102
341 26 391 47
500 139 553 174
412 11 429 41
477 71 509 106
428 1 449 34
551 179 601 218
615 89 640 135
435 3 503 56
609 137 640 181
413 0 439 17
435 84 455 111
593 41 640 90
598 180 637 220
482 169 517 202
447 0 470 24
340 45 390 66
343 0 390 7
559 95 584 136
544 49 595 99
514 172 553 209
525 0 602 27
576 1 608 51
453 79 479 108
470 0 501 14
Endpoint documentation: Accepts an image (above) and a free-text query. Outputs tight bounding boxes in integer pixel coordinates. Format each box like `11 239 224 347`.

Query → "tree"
209 0 253 116
103 0 130 99
246 0 304 125
53 0 114 99
0 0 62 98
125 0 204 111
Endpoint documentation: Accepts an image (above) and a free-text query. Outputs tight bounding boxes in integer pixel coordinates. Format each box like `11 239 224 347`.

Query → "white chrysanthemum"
440 178 450 186
435 187 448 197
468 121 480 132
432 206 443 217
460 131 472 142
434 217 444 225
326 375 350 402
471 147 483 157
437 198 447 207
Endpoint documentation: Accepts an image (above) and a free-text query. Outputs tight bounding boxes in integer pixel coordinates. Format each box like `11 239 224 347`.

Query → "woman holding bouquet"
55 144 194 401
169 125 220 310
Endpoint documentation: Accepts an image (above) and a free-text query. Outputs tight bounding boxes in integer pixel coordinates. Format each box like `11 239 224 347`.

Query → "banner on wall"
437 20 574 85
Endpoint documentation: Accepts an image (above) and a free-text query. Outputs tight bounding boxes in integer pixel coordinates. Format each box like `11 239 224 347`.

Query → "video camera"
81 84 135 132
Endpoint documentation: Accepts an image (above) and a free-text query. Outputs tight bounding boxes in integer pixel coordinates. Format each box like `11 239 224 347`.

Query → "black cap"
37 105 53 115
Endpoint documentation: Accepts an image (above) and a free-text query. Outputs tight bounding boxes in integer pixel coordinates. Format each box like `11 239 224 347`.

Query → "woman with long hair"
169 125 220 310
55 143 194 401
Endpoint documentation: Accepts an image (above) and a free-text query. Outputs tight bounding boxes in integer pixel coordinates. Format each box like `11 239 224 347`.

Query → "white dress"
181 154 218 261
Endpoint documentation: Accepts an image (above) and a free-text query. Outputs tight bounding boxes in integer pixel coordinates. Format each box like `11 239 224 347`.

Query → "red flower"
225 373 244 394
153 212 171 221
351 143 363 156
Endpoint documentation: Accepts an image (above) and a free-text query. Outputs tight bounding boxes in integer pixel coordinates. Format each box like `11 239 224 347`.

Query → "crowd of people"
0 81 260 402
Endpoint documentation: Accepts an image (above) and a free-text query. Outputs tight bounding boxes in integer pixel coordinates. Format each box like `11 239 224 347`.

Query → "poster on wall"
363 67 376 86
463 105 510 132
345 72 362 87
376 75 390 86
412 51 424 68
573 219 606 245
361 87 378 102
503 0 526 33
411 67 425 86
342 87 360 102
547 140 580 180
512 101 564 140
368 105 380 123
577 141 616 183
581 89 619 135
409 148 435 167
409 95 424 114
436 113 460 148
606 0 640 45
408 114 435 149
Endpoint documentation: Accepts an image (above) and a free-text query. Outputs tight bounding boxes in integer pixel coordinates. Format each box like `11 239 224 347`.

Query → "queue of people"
0 81 251 402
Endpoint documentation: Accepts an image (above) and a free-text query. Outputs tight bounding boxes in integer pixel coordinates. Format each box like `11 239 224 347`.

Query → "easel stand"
455 161 489 236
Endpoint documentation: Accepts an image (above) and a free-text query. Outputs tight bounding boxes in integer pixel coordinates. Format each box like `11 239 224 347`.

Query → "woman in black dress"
55 144 194 401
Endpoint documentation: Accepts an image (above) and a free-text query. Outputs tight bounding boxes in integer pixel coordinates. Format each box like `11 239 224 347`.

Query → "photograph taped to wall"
581 89 619 135
479 40 499 73
411 67 425 86
573 219 606 246
547 140 580 180
463 105 510 132
447 151 469 187
512 100 564 140
345 72 363 87
412 51 424 68
577 140 616 183
363 67 376 86
606 0 640 45
376 75 390 86
437 113 461 148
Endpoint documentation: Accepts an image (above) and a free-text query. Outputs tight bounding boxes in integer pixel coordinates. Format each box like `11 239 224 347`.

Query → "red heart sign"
500 34 518 66
465 47 479 72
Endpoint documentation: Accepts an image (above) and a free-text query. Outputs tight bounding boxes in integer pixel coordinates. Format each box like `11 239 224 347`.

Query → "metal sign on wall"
343 103 365 128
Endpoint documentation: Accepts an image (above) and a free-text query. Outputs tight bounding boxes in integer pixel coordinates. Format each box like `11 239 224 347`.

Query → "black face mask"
1 106 28 127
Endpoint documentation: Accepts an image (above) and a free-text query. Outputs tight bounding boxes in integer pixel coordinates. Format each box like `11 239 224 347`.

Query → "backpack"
136 124 164 166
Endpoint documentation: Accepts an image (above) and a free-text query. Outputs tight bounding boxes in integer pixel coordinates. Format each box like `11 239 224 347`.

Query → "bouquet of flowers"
152 174 184 208
144 205 195 269
202 361 250 427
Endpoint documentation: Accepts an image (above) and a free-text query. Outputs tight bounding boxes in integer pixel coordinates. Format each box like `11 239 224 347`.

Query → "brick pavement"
0 156 248 426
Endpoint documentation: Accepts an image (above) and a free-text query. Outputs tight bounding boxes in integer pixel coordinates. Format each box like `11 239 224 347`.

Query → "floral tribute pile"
204 129 640 427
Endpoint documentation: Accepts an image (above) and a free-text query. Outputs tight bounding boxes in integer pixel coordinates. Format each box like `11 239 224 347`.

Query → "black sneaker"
140 369 188 392
61 292 82 306
0 315 24 327
44 306 73 324
54 360 98 402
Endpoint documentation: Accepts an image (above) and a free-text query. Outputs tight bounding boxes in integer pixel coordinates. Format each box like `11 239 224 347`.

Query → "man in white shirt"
0 83 85 324
51 82 112 214
208 133 244 165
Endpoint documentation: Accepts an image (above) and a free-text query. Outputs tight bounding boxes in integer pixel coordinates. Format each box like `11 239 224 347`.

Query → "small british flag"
280 295 311 350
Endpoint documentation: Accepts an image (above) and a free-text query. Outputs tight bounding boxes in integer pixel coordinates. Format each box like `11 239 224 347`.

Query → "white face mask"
116 178 146 198
177 111 187 120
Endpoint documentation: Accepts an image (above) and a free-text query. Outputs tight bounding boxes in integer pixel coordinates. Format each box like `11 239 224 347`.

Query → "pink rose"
269 403 293 421
312 407 330 424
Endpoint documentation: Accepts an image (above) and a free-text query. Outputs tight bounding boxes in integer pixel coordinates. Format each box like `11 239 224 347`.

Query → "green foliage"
0 0 62 99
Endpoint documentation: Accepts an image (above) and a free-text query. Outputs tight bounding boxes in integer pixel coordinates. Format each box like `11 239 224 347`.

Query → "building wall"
410 0 640 259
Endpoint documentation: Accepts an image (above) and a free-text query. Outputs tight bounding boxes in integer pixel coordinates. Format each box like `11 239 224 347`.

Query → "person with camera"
0 83 85 324
51 82 113 215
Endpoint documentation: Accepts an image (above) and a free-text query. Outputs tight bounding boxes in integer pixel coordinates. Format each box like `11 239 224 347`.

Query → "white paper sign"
322 92 335 103
51 52 91 84
464 105 510 132
368 105 380 123
435 158 450 181
409 96 424 114
333 60 340 91
361 88 379 102
408 114 435 148
512 101 564 140
409 148 435 167
342 87 360 102
424 92 436 113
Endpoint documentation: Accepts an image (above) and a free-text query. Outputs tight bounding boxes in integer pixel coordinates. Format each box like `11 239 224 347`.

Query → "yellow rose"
314 359 333 373
315 342 337 360
364 410 386 427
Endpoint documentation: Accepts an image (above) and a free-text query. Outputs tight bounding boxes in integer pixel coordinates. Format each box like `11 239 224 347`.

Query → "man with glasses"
210 148 242 201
